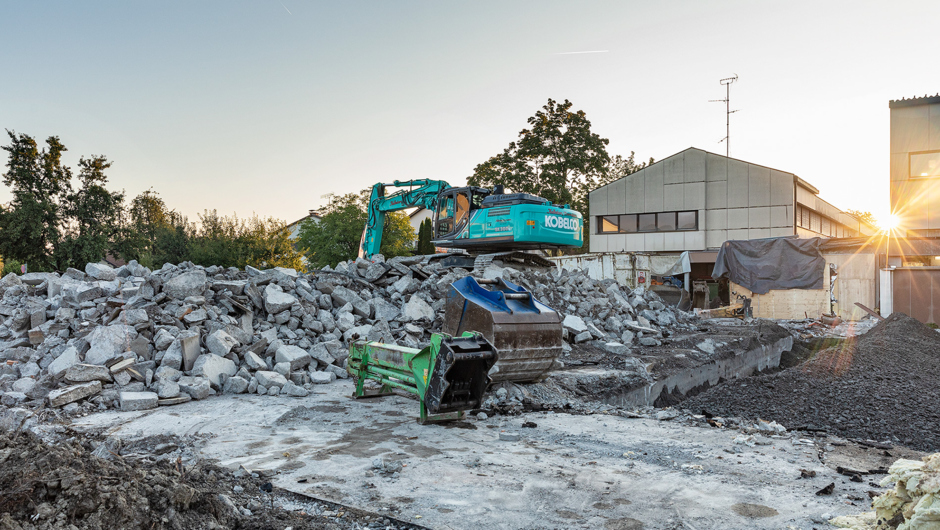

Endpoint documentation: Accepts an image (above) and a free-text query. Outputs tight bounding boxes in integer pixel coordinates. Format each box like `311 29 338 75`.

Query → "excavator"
347 180 580 417
358 179 583 265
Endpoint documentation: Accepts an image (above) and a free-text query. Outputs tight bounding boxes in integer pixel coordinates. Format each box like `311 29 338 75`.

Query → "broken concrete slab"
206 329 239 357
192 354 237 389
178 376 211 400
263 284 296 314
255 371 288 389
84 325 137 366
48 381 102 407
163 270 207 299
85 263 117 281
65 364 113 383
119 391 158 411
274 345 311 371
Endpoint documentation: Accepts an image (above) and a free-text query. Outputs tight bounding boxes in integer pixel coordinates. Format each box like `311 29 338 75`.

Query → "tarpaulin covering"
711 237 824 294
649 251 691 277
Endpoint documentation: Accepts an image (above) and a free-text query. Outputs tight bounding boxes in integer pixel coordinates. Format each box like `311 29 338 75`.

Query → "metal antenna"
709 75 739 157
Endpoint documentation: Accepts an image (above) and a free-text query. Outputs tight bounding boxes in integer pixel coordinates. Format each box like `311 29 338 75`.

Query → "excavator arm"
360 179 450 259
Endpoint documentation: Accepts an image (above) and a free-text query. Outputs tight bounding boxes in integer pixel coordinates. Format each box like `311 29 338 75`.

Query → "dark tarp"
711 237 825 294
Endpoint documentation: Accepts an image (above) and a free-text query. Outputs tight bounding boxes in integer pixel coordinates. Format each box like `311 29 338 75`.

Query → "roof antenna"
709 75 739 157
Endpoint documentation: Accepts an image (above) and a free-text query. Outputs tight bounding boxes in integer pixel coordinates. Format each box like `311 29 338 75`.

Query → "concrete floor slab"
72 380 876 529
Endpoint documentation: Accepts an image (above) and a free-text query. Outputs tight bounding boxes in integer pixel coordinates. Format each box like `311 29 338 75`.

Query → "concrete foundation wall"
730 277 831 320
825 252 877 321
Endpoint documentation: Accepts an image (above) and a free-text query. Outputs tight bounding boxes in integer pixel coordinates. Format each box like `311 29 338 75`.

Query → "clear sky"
2 1 938 225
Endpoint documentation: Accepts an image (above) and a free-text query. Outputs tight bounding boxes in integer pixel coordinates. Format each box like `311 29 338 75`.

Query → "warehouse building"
588 147 876 254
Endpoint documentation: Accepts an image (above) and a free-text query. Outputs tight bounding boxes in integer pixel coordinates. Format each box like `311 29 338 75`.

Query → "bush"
2 259 22 276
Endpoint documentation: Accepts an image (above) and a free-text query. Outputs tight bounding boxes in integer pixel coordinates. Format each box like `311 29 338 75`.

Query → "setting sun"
877 213 901 232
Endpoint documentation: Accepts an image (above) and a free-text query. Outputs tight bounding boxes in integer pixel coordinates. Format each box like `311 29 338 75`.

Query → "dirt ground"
0 430 424 530
684 313 940 452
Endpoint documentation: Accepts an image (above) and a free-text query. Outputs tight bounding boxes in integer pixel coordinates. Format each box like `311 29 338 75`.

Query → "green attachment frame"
347 332 497 424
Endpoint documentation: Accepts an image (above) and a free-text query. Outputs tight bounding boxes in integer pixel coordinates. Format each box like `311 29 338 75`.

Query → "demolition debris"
0 256 690 416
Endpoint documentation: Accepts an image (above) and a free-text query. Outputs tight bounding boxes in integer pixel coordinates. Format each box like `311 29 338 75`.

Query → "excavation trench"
529 321 804 410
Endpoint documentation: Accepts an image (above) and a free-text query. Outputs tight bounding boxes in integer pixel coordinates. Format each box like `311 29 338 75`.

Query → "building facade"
589 148 874 253
889 94 940 238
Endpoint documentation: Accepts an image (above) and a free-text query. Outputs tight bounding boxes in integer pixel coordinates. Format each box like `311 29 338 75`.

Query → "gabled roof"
889 94 940 109
591 147 803 195
286 211 320 229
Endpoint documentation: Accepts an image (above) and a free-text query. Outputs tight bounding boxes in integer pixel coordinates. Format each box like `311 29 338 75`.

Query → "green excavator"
349 180 580 421
358 179 583 265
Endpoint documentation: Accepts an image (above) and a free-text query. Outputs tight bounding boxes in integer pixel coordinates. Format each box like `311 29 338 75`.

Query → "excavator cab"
434 187 489 239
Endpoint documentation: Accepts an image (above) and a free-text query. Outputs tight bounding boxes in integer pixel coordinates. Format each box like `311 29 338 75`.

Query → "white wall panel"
748 165 771 207
684 182 705 210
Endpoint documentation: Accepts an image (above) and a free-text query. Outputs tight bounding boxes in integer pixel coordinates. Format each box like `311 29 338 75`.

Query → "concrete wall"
890 100 940 235
826 252 877 321
590 148 795 253
730 278 831 320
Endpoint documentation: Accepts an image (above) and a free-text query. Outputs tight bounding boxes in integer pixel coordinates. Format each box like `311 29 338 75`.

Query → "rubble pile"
0 255 692 414
832 452 940 530
684 313 940 452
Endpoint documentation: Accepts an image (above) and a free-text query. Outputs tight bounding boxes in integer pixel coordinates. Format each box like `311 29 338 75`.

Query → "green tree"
297 191 416 269
602 152 654 187
417 217 435 255
0 131 73 270
58 155 125 268
467 98 611 216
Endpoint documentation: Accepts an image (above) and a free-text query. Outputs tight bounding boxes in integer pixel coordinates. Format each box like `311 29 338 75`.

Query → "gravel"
684 313 940 452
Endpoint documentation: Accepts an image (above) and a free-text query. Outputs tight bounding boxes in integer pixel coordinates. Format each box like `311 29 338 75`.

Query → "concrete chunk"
275 345 311 371
309 370 336 384
48 381 102 407
255 370 288 389
120 391 159 411
84 325 137 366
48 346 80 378
401 296 434 322
178 376 211 400
263 284 296 314
65 364 113 383
163 270 207 299
282 381 309 397
207 329 239 357
243 350 266 370
192 354 237 389
85 263 117 281
222 376 249 394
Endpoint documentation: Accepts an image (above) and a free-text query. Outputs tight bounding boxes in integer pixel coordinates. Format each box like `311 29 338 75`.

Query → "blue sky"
2 1 938 224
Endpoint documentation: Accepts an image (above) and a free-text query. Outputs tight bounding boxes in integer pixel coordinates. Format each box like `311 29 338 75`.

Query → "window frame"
596 210 699 234
910 150 940 179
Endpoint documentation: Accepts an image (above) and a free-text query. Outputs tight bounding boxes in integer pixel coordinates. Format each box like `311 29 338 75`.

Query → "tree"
417 217 435 255
297 191 417 269
467 98 611 217
602 152 654 187
58 155 125 268
846 210 877 227
0 131 73 270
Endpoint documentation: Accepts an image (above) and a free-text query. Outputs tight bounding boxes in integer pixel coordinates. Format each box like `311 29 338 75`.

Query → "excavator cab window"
455 191 470 226
436 195 455 237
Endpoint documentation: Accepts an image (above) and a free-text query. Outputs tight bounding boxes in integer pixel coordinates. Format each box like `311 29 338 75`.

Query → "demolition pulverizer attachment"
346 332 498 424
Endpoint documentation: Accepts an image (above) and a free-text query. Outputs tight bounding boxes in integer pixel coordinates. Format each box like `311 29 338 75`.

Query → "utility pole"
710 75 739 157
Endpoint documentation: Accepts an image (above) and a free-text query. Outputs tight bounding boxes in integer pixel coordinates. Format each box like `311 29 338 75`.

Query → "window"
911 151 940 178
657 212 676 231
598 216 619 233
638 213 657 232
677 211 697 230
597 210 697 234
619 214 637 232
